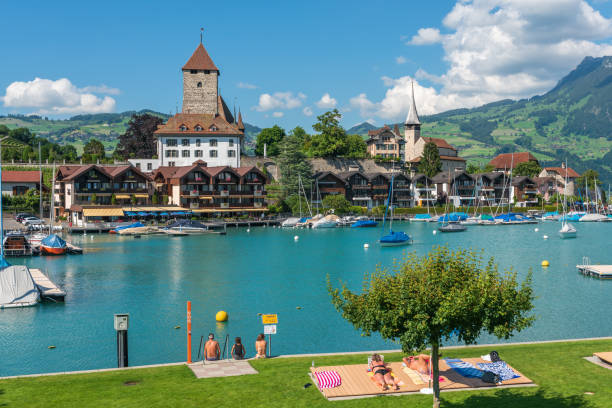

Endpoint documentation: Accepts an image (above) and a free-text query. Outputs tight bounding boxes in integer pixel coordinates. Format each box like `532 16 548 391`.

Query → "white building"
130 41 244 171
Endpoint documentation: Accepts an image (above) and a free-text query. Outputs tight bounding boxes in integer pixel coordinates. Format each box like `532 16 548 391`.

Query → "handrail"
222 334 230 360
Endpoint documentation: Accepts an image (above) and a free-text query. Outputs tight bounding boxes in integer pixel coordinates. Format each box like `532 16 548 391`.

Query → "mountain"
0 110 261 155
347 121 377 136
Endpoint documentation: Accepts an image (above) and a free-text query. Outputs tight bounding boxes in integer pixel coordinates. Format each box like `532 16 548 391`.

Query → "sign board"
264 324 277 335
114 314 129 331
261 314 278 324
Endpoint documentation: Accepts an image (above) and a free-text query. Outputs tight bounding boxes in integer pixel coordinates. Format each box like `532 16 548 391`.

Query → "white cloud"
272 111 284 118
302 106 313 116
396 56 407 65
357 0 612 121
409 28 443 45
2 77 116 115
237 82 257 89
315 93 337 109
253 91 304 111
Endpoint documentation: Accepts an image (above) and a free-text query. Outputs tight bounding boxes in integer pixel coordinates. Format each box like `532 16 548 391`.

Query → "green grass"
1 339 610 407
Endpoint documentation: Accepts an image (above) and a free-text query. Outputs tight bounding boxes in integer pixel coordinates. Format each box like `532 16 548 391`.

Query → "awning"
115 194 130 199
83 208 124 217
135 194 149 198
199 196 213 200
193 208 268 213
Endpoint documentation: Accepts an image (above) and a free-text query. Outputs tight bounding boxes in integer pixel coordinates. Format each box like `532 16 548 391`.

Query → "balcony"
220 202 229 208
351 184 370 189
254 202 263 208
254 190 263 197
189 203 200 209
220 190 230 197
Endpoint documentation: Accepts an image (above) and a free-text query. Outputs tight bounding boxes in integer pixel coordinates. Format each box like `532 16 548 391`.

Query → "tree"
418 142 442 177
255 125 285 157
576 169 600 190
322 194 351 214
308 109 348 157
83 138 106 163
514 161 542 177
343 134 367 159
328 246 535 408
91 193 97 204
277 127 312 197
115 114 163 159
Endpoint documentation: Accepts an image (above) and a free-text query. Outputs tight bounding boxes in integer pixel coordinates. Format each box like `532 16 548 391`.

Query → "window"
182 150 190 158
113 183 119 189
182 139 189 146
197 82 202 88
147 163 152 171
228 139 234 147
135 163 141 169
195 125 202 131
210 150 218 158
196 139 201 147
165 150 178 158
179 125 187 132
209 125 217 132
228 150 236 157
169 161 176 167
195 150 203 157
190 70 197 74
167 139 177 146
210 139 218 147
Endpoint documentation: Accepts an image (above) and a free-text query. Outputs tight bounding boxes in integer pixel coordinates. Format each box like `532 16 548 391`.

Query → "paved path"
188 360 258 379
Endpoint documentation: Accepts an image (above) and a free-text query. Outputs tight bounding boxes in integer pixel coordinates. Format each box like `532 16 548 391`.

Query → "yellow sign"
261 314 278 324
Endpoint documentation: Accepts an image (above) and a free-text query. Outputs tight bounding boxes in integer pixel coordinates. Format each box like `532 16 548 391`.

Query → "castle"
130 41 244 171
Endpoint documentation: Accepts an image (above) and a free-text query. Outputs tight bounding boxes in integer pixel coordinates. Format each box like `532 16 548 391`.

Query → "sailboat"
40 163 67 255
380 172 412 246
559 161 577 239
439 172 467 232
283 174 312 227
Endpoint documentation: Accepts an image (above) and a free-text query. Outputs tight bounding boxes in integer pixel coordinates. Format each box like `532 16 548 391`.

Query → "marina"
29 268 66 301
577 263 612 279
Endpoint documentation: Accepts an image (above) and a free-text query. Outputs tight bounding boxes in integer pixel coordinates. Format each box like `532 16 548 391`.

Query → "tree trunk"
432 342 440 408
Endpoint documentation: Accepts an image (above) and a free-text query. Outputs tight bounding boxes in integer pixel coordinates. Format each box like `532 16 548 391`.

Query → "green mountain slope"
347 122 377 136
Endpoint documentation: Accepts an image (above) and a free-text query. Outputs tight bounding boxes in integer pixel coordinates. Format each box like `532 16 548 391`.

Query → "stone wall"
182 70 218 115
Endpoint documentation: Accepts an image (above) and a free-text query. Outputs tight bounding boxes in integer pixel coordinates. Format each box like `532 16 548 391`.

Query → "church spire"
237 109 245 131
405 80 421 125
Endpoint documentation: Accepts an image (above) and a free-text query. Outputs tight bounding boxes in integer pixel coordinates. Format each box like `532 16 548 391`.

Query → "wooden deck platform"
310 358 534 400
29 268 66 302
577 264 612 279
594 352 612 365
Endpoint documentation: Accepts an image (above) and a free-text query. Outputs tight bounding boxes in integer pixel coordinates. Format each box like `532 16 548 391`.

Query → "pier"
29 268 66 301
577 264 612 279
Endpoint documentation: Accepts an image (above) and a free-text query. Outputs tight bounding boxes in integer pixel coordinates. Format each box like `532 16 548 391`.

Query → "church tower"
404 81 421 161
182 42 219 115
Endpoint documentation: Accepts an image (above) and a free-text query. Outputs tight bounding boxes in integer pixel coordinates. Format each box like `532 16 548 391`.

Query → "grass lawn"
1 339 611 407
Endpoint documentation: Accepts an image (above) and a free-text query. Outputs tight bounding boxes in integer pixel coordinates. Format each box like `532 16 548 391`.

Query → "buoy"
48 345 56 349
541 260 550 267
296 306 302 310
174 325 181 329
246 228 250 233
433 230 437 235
363 243 369 249
215 311 228 322
294 235 299 241
543 235 549 239
534 228 539 232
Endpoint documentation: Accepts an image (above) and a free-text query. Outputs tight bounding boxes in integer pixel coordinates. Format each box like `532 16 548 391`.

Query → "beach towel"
477 361 519 381
445 359 483 378
402 367 426 385
314 370 342 389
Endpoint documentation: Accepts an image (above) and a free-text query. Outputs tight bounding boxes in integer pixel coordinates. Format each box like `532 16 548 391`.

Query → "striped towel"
314 370 342 389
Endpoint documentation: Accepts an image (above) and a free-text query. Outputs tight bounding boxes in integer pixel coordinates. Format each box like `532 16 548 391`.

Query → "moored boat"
351 219 378 228
164 219 226 234
3 233 37 256
438 223 467 233
40 234 67 255
312 214 339 229
281 217 300 227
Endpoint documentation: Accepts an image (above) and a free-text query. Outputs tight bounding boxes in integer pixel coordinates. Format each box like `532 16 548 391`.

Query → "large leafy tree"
513 161 542 177
255 125 285 157
329 246 535 408
82 138 106 163
308 109 348 157
277 127 312 197
418 142 442 177
343 134 367 159
322 194 351 214
115 114 163 159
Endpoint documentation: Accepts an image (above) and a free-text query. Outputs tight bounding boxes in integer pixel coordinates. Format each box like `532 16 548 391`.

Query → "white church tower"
404 81 421 161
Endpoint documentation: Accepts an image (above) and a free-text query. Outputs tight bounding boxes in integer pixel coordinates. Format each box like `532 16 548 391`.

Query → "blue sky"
2 0 612 130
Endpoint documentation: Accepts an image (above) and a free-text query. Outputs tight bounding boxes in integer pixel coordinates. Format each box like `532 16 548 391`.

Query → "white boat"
312 214 339 229
298 214 322 228
27 232 47 247
0 264 40 308
281 217 300 227
578 213 608 222
460 216 480 225
559 222 577 239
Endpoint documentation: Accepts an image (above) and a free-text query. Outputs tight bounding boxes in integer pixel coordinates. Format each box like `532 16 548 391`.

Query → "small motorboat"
312 214 339 229
110 222 145 234
4 233 38 256
164 220 226 235
438 223 467 233
40 234 67 255
379 231 413 246
578 213 608 222
351 219 378 228
281 217 301 227
411 214 433 222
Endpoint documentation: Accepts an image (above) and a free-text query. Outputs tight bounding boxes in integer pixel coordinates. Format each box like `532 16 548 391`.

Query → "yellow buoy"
48 345 56 349
216 310 228 322
541 260 550 267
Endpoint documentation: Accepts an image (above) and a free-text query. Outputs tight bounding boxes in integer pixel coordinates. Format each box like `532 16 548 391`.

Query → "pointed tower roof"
182 43 219 72
237 110 245 131
405 81 421 125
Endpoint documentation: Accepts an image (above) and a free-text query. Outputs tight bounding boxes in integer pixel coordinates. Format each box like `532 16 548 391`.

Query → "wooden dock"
577 264 612 279
29 268 66 301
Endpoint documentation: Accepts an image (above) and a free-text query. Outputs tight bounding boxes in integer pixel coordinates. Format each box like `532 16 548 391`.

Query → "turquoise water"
1 221 611 376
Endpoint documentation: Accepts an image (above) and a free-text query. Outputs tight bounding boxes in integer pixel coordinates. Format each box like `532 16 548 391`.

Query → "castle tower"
404 81 421 161
182 42 219 115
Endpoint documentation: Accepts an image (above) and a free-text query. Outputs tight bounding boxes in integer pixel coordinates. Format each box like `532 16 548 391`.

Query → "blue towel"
477 362 519 381
445 359 483 378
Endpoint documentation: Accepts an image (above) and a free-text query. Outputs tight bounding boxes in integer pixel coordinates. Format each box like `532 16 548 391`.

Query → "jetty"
29 268 66 301
577 264 612 279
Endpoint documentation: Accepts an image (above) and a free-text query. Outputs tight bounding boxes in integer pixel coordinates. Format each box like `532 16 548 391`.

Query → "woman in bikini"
370 354 399 391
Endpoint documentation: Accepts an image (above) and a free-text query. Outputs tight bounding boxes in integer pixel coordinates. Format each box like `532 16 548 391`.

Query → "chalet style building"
511 176 539 207
365 125 405 160
152 160 267 213
130 40 244 171
403 82 466 171
538 165 580 196
1 171 48 196
488 152 539 172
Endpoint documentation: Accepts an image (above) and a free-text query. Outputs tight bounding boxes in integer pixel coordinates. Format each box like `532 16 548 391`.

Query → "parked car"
16 213 35 223
22 217 44 226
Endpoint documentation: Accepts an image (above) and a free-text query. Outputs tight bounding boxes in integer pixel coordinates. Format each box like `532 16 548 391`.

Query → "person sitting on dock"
231 337 246 360
369 354 399 391
204 333 220 361
255 333 267 359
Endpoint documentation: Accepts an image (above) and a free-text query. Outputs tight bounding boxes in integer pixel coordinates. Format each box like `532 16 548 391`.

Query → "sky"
2 0 612 130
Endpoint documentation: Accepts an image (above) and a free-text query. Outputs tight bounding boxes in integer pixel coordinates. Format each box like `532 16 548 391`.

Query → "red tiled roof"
182 43 219 71
60 165 151 181
544 167 580 178
2 170 41 183
421 137 456 151
154 105 243 136
410 155 466 162
489 152 538 169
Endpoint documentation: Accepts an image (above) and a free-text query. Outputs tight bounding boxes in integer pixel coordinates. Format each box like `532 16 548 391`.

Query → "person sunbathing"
403 354 430 375
369 354 399 391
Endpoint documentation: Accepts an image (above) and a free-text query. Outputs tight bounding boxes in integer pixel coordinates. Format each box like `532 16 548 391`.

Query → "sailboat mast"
39 142 42 220
50 163 56 234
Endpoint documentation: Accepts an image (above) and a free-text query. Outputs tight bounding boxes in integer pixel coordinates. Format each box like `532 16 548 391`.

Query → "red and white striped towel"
314 370 342 389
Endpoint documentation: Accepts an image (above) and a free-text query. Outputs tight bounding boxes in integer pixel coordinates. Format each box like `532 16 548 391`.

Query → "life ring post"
187 301 192 364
